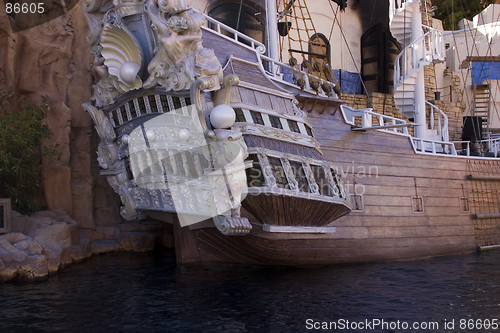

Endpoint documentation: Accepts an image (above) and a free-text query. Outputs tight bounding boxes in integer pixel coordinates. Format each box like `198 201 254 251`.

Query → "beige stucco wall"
444 4 500 130
195 0 362 73
279 2 363 73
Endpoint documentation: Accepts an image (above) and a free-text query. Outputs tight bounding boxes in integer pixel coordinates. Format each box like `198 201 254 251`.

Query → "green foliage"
432 0 494 30
0 92 60 214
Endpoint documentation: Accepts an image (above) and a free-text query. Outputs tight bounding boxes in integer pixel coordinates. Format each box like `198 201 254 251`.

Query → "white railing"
394 29 445 89
426 101 449 142
341 105 411 135
200 10 339 98
452 138 500 157
202 13 266 54
412 138 457 155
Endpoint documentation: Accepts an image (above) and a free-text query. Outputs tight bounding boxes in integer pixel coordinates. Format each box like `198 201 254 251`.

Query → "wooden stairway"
473 83 491 132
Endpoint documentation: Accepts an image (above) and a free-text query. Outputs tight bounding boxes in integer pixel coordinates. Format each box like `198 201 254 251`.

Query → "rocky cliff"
0 4 173 282
0 4 122 229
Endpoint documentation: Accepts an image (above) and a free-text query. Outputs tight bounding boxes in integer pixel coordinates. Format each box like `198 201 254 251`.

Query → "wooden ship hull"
82 0 500 266
173 97 490 266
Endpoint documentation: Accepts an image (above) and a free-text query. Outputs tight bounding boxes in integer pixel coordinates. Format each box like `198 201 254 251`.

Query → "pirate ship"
82 0 500 265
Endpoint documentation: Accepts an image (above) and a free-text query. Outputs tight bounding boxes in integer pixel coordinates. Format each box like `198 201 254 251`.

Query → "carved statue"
144 0 222 91
92 60 125 107
204 130 249 218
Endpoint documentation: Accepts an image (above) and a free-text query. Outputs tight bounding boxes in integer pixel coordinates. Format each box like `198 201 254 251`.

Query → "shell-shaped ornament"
100 23 144 91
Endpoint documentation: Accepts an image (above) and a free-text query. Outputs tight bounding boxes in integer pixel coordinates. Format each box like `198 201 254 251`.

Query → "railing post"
451 144 457 155
430 104 434 130
438 109 442 136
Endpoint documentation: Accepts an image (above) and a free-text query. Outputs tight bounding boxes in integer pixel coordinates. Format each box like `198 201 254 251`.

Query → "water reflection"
0 250 499 332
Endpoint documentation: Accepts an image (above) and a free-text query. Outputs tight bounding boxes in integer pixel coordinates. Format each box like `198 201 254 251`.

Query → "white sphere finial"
210 104 236 129
178 128 190 141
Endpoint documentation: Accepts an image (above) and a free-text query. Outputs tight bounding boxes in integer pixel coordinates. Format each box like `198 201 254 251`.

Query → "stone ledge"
0 210 175 283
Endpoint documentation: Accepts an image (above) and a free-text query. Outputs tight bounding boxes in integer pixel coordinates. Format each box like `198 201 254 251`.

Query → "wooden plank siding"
179 102 482 266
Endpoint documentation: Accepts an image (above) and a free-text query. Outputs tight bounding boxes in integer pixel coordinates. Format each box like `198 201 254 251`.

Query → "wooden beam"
477 244 500 251
466 56 500 62
472 213 500 219
467 174 500 181
263 225 337 233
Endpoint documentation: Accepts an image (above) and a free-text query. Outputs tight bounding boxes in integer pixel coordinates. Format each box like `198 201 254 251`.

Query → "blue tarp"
471 61 500 85
280 68 362 94
332 70 362 94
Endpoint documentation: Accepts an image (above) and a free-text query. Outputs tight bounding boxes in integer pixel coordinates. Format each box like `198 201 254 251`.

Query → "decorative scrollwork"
118 185 145 220
257 152 277 188
322 163 340 197
281 156 298 190
82 103 116 143
302 158 320 194
213 215 252 236
258 127 302 141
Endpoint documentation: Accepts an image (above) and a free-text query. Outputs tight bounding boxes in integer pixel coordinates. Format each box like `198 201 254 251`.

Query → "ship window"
159 95 170 113
289 160 310 193
269 115 283 129
185 97 191 106
111 110 119 126
412 196 424 213
173 96 182 111
311 165 332 196
246 154 266 187
235 108 246 122
268 156 288 189
250 111 265 125
459 197 470 212
350 195 363 210
120 106 128 123
128 101 137 118
148 95 159 113
287 119 300 133
305 124 314 137
138 98 146 115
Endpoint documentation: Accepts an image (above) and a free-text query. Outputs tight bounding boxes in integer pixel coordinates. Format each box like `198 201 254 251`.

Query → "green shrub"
0 92 60 214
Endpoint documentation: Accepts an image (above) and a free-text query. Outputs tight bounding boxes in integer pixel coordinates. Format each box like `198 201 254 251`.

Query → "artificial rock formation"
0 209 173 283
0 3 122 230
0 4 177 283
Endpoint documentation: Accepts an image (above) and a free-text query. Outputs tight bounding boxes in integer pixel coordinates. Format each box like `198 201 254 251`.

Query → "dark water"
1 250 499 333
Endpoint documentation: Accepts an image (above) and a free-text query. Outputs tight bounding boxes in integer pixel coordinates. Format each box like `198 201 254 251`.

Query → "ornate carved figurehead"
144 0 221 91
84 0 222 105
83 0 249 230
